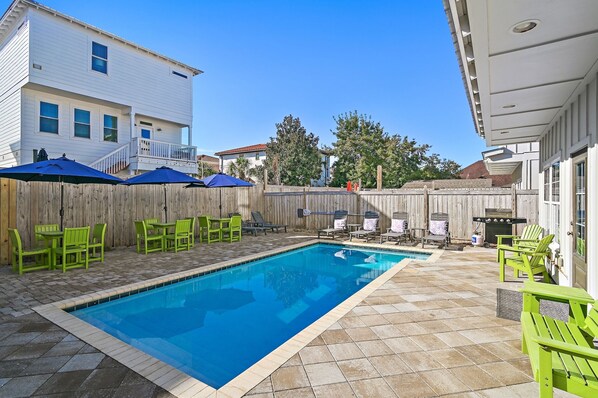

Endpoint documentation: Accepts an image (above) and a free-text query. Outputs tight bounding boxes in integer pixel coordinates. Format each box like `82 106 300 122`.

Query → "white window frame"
39 101 59 134
103 114 118 143
91 41 108 75
73 108 91 140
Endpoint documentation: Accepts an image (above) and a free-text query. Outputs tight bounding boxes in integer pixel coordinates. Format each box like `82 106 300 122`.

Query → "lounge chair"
318 210 348 239
422 213 451 248
251 211 287 233
380 212 410 244
349 211 380 242
496 224 543 262
500 234 553 282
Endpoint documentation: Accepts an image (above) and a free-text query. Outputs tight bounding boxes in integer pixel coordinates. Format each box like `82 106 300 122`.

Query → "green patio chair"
8 228 52 275
500 234 554 282
60 226 90 272
198 215 220 243
34 223 59 247
497 224 543 261
144 218 160 234
222 215 242 242
88 223 106 263
134 221 163 254
185 216 196 247
165 219 191 252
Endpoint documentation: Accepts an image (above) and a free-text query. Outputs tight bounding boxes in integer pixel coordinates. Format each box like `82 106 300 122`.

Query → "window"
543 162 561 242
40 102 58 134
91 42 108 74
103 115 118 142
256 153 260 160
74 109 90 138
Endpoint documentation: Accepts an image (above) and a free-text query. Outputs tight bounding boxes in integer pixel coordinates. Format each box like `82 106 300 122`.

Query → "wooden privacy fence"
0 180 263 261
263 187 539 241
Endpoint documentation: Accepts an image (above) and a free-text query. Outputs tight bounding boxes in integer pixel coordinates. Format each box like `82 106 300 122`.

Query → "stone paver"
0 233 579 397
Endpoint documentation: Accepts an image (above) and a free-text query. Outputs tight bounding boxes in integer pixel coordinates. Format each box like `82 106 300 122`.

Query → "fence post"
511 184 518 234
423 186 429 230
303 188 307 230
377 165 382 191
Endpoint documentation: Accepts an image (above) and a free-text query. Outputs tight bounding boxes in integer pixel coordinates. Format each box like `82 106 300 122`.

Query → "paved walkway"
0 234 573 397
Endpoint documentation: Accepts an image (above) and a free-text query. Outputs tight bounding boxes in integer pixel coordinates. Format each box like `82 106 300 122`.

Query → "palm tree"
227 156 253 180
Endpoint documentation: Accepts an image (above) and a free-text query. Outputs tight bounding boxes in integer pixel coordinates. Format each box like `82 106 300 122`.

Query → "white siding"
27 9 193 126
0 90 22 167
221 153 265 173
539 73 597 295
0 15 29 100
20 87 129 164
135 116 181 145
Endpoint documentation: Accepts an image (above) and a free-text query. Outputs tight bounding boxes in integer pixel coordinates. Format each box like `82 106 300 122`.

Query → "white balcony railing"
89 144 130 174
131 138 197 162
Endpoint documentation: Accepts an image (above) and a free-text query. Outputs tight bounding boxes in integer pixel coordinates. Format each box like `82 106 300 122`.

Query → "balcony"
129 137 197 174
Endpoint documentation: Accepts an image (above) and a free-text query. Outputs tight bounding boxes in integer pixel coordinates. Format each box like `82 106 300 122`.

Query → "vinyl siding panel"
20 87 129 164
0 15 29 100
27 9 193 125
0 90 22 167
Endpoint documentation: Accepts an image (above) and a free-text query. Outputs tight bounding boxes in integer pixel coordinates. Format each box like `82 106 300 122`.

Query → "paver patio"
0 233 575 397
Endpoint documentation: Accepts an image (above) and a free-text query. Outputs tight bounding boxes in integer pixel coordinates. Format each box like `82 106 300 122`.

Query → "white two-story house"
0 0 201 175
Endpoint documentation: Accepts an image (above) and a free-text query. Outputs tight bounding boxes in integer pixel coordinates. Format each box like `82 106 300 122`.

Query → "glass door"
572 152 587 289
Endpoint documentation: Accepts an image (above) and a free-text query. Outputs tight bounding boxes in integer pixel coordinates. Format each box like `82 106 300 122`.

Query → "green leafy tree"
264 115 322 186
197 161 217 178
330 112 461 188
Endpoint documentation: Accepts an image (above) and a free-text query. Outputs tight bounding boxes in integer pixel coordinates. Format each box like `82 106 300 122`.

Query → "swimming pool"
70 243 428 389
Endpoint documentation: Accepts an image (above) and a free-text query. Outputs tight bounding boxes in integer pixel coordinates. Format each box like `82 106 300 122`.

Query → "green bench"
520 281 598 397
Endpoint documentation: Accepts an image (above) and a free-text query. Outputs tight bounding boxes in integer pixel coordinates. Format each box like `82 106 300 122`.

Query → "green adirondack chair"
520 281 598 398
61 226 90 272
497 224 543 261
88 223 106 263
134 221 163 254
34 223 59 247
185 217 196 247
198 215 220 243
499 234 554 282
222 215 242 242
8 228 52 275
165 219 191 252
144 218 160 234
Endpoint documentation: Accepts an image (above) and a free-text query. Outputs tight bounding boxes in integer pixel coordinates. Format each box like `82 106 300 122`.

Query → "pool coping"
34 239 441 398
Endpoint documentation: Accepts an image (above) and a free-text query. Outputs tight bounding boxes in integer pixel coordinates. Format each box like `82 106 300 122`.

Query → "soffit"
449 0 598 146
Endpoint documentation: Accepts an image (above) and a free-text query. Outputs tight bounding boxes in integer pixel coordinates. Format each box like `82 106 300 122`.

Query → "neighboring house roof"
215 144 267 156
459 160 513 187
0 0 202 76
197 154 219 163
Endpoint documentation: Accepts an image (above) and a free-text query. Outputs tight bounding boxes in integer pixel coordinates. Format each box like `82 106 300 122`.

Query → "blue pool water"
72 244 428 388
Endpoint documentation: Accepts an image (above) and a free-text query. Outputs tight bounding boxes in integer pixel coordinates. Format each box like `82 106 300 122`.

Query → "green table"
37 230 64 269
210 217 231 241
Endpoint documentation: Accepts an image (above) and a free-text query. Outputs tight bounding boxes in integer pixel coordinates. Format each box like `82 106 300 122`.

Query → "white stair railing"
89 144 130 174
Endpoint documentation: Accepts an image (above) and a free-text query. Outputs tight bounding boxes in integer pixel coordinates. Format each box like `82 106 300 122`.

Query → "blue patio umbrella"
122 166 202 221
0 155 123 229
186 172 253 217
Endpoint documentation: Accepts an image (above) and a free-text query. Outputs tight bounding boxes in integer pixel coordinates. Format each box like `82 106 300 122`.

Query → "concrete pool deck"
0 233 574 397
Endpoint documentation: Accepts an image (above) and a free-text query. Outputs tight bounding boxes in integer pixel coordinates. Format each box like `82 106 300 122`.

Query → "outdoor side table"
37 230 64 269
410 227 427 246
347 223 361 232
149 222 176 249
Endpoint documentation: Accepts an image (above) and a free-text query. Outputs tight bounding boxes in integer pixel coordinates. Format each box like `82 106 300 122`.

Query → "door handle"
567 231 573 236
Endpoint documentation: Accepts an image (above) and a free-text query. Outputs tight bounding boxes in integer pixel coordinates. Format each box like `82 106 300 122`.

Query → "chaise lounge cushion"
363 218 378 231
334 219 346 230
429 220 447 236
390 219 407 234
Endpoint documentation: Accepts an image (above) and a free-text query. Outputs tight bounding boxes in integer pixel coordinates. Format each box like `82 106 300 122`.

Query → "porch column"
187 125 193 146
130 110 136 140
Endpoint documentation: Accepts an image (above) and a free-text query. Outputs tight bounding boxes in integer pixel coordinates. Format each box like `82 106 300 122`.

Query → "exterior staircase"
89 144 130 175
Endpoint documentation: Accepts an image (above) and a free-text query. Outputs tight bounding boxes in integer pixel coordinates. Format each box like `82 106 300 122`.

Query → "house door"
571 151 587 289
139 127 152 156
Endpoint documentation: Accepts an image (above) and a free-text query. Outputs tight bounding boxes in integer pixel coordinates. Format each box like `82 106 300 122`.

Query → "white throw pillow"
391 219 407 233
333 219 346 230
429 220 447 236
363 218 378 231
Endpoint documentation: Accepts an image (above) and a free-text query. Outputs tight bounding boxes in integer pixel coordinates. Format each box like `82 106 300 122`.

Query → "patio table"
410 227 427 246
37 230 64 269
148 222 176 247
210 217 231 240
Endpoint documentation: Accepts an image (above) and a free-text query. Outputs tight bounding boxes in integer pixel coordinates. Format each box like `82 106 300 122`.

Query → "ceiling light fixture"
511 20 539 34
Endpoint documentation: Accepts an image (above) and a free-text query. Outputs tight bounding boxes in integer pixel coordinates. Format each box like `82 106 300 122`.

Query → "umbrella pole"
219 188 222 218
164 185 168 222
60 179 64 230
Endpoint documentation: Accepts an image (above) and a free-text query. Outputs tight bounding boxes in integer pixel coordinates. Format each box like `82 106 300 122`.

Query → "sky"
4 0 490 168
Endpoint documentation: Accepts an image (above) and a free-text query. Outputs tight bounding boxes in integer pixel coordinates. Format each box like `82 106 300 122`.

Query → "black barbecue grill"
472 208 527 244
